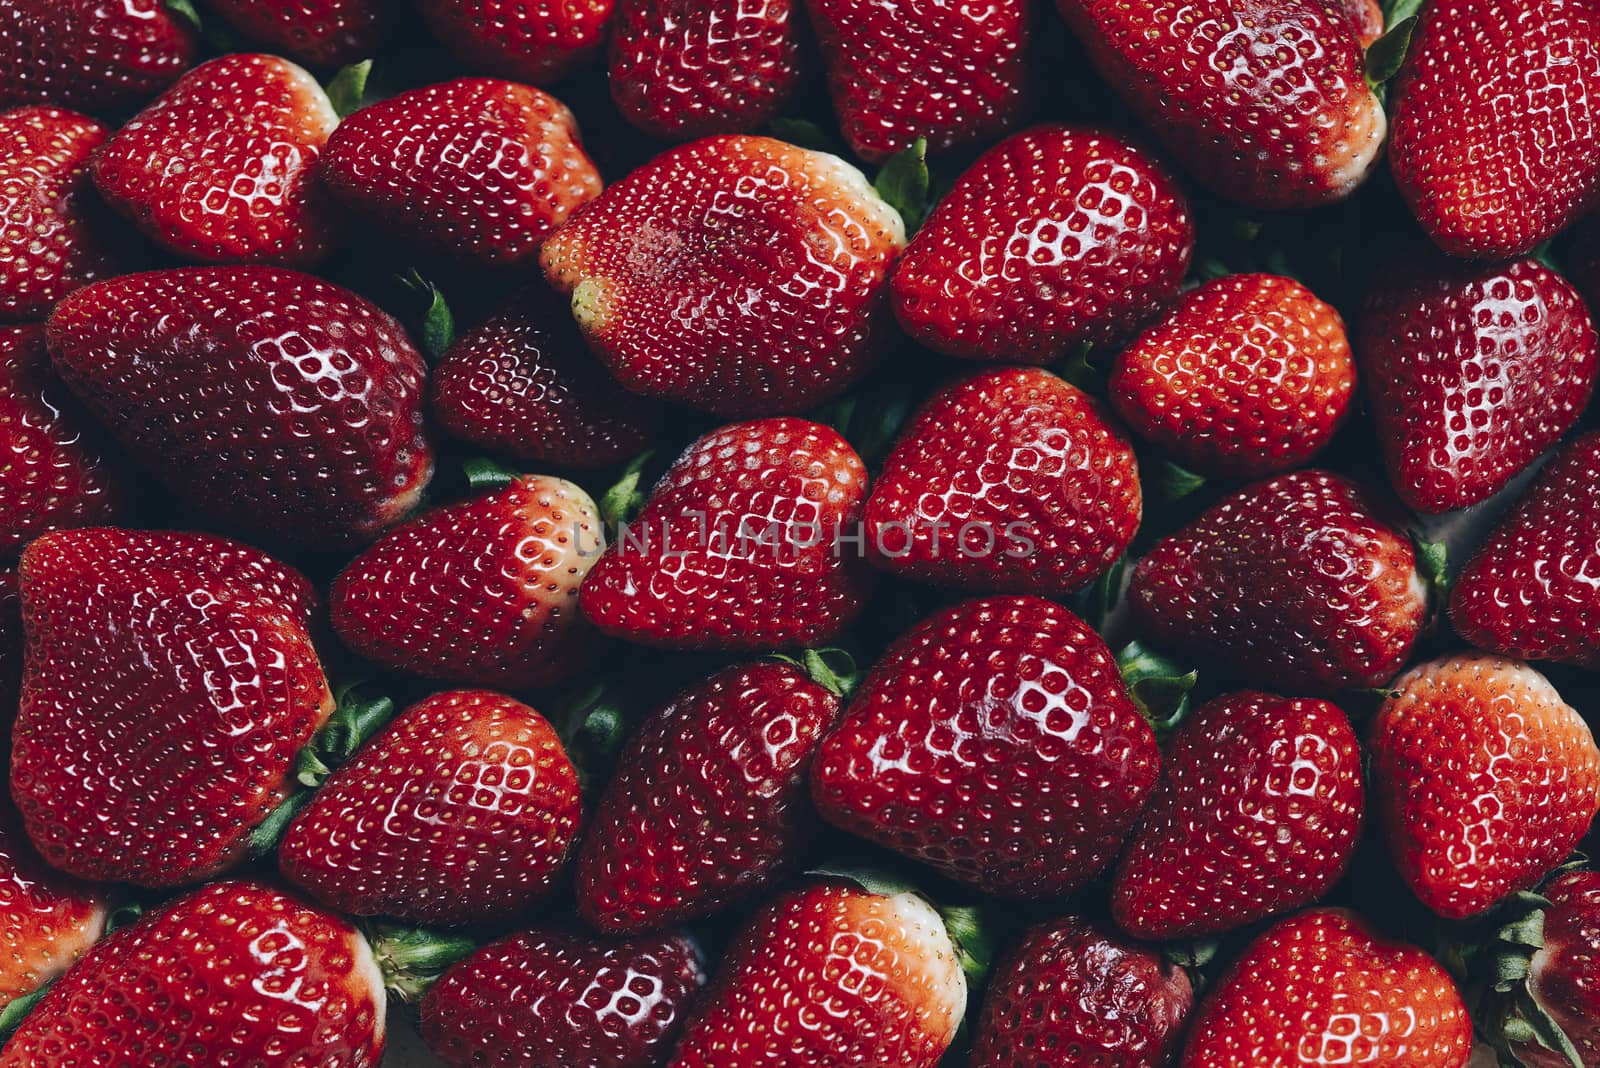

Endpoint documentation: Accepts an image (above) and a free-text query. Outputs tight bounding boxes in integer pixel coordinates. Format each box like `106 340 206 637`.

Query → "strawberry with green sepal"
203 0 387 68
0 804 106 1014
0 0 195 113
415 0 614 85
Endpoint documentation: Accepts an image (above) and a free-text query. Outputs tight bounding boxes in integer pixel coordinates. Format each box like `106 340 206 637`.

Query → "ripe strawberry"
1503 869 1600 1068
580 418 873 651
1181 909 1473 1067
1342 0 1384 44
1110 273 1356 479
91 54 342 266
1388 0 1600 259
1128 470 1428 692
320 78 602 268
414 0 613 85
0 107 122 322
12 528 332 886
0 880 385 1066
864 367 1140 597
1356 254 1597 514
47 267 433 548
204 0 388 68
0 806 106 1010
0 0 195 114
1370 654 1600 920
422 928 705 1068
891 124 1194 363
1111 691 1364 941
969 916 1193 1068
1055 0 1383 210
541 135 906 416
609 0 803 140
804 0 1029 163
668 880 966 1067
812 596 1160 898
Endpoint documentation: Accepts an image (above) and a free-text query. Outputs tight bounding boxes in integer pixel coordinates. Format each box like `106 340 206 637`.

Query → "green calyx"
770 647 863 701
0 899 145 1036
368 923 479 1004
1070 557 1125 632
599 448 659 530
461 457 520 494
874 138 930 233
550 676 644 800
767 117 837 153
1117 641 1199 736
325 60 374 119
1410 532 1450 597
820 383 917 470
1365 0 1425 93
1458 888 1587 1068
397 270 457 362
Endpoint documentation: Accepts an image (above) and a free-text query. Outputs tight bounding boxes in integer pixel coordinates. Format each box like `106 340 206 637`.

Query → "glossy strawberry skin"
204 0 387 67
47 267 433 548
865 368 1141 597
1110 273 1356 479
1128 470 1427 693
1357 255 1597 513
0 806 105 1009
813 596 1161 898
0 880 385 1068
280 690 582 926
1389 0 1600 259
541 135 906 416
0 0 195 114
415 0 613 84
1517 870 1600 1068
892 125 1194 363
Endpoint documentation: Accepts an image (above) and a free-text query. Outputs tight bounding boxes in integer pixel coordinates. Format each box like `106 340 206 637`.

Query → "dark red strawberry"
864 367 1140 597
1500 870 1600 1068
1110 273 1356 479
0 569 17 717
91 53 342 266
541 135 905 416
1388 0 1600 259
581 418 873 651
0 0 195 114
0 804 106 1010
320 78 602 268
204 0 388 68
1357 254 1596 514
47 267 432 548
1128 470 1428 692
609 0 803 140
1342 0 1384 45
415 0 613 85
12 528 332 886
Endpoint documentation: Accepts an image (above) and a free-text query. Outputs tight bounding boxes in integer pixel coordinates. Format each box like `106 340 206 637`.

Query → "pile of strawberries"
2 0 1600 1066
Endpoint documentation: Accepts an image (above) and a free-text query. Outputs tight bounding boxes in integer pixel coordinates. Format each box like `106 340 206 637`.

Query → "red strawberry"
1110 273 1356 479
1356 254 1597 514
1342 0 1384 45
609 0 803 140
203 0 387 68
0 805 106 1009
12 528 332 886
0 569 17 717
1388 0 1600 259
320 78 602 268
0 107 122 322
1180 909 1473 1067
864 367 1141 597
970 916 1193 1068
580 418 873 651
415 0 613 85
891 124 1194 363
667 880 967 1067
46 267 433 548
91 53 342 266
1370 654 1600 920
0 325 122 557
0 880 386 1066
812 596 1161 898
804 0 1029 163
541 135 906 416
423 928 705 1068
1504 869 1600 1068
1128 470 1428 692
0 0 195 114
330 475 604 690
1111 691 1364 941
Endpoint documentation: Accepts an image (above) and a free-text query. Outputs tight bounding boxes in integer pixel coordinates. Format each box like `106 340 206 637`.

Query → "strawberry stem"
461 458 519 494
771 648 862 700
367 923 479 1004
396 270 457 361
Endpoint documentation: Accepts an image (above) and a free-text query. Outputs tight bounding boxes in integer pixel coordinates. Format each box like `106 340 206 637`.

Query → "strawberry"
1500 869 1600 1068
804 0 1029 164
969 916 1193 1068
540 135 906 416
46 267 433 548
812 596 1161 898
91 53 342 266
1110 273 1356 480
415 0 613 85
0 0 195 114
609 0 803 140
1180 908 1473 1067
1388 0 1600 259
577 661 841 934
203 0 388 68
1111 691 1364 941
1054 0 1384 210
0 325 122 557
0 880 386 1066
320 78 602 268
580 418 874 651
12 528 332 886
1370 654 1600 920
864 367 1141 597
891 125 1194 363
1128 470 1428 692
1342 0 1384 45
330 474 604 690
667 880 967 1067
1356 254 1597 514
0 805 106 1010
422 928 705 1068
0 107 122 322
